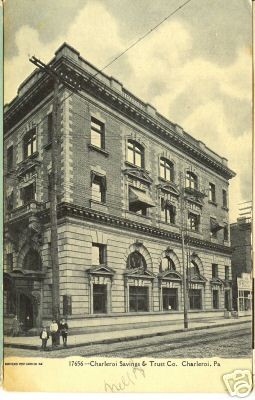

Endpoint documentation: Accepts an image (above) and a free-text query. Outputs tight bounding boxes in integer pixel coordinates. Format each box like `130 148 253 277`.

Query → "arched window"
160 256 176 272
127 140 144 168
189 260 200 277
185 171 198 189
160 158 174 181
23 249 42 271
127 251 147 269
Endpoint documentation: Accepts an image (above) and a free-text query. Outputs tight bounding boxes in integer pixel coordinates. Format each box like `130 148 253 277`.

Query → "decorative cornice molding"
4 52 236 180
37 202 233 256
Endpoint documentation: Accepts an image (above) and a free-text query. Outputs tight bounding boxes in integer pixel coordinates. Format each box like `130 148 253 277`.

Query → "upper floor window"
222 189 228 208
92 243 106 265
47 113 53 143
161 198 176 224
209 183 216 203
160 256 176 272
91 117 105 149
225 266 230 280
210 217 218 238
160 158 174 181
23 128 37 159
7 146 14 171
91 172 106 203
189 261 200 277
7 253 13 271
185 171 198 190
212 263 218 278
127 140 144 168
224 224 229 241
6 192 14 211
188 212 200 232
127 251 146 269
20 182 36 204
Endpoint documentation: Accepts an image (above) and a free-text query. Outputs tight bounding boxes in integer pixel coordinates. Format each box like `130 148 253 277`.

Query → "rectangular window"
93 284 107 313
91 172 106 203
224 224 229 241
189 289 202 310
92 243 106 265
161 199 176 224
91 117 105 149
7 146 14 171
212 263 218 278
63 295 72 315
222 189 227 208
209 183 216 203
225 266 230 280
212 290 219 309
7 253 13 270
210 217 218 238
162 288 178 311
23 128 37 158
129 286 149 312
47 113 53 143
21 183 36 204
7 192 14 211
188 212 200 232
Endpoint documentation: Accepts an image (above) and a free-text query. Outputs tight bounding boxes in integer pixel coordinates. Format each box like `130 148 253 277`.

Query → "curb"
4 319 250 351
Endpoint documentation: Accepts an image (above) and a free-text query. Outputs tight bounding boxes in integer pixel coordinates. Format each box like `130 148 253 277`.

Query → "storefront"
237 273 252 316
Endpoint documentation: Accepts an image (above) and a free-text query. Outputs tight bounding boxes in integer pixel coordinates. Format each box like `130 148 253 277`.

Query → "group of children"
39 318 69 351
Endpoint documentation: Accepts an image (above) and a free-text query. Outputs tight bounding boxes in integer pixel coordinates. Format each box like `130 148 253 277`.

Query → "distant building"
4 43 236 331
230 203 252 315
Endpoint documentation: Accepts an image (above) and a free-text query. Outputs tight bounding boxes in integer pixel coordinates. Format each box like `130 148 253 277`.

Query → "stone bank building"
4 44 235 331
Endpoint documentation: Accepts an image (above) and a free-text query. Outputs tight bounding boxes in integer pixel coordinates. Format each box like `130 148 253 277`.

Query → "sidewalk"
4 315 251 350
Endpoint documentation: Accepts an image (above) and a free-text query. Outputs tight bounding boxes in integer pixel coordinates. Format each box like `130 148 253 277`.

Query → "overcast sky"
4 0 252 222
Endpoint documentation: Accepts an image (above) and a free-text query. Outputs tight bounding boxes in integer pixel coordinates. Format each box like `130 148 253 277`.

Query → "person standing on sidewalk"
11 315 20 337
39 327 49 351
49 319 59 347
59 318 69 347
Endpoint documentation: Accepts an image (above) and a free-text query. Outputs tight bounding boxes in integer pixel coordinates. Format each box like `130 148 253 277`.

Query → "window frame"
90 117 105 149
189 289 202 310
161 198 176 224
208 182 216 203
185 171 198 190
212 263 218 278
188 212 200 232
159 158 174 182
225 266 230 280
7 146 14 172
23 128 37 159
91 172 106 203
222 189 228 208
92 243 107 266
20 182 36 204
127 140 144 168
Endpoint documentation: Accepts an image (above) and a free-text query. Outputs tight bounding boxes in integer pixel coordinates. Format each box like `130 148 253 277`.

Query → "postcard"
2 0 253 395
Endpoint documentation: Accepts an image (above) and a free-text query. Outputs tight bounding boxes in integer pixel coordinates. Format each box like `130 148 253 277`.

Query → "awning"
210 218 225 232
129 187 155 208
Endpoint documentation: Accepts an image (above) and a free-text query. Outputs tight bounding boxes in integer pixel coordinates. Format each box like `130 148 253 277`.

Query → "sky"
4 0 252 222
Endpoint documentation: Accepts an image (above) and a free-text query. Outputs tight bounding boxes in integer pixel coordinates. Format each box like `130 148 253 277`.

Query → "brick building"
4 44 236 331
230 206 252 315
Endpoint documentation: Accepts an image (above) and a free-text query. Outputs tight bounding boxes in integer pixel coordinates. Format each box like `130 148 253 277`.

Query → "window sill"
43 142 52 150
125 161 144 169
90 199 108 213
88 144 109 157
208 200 218 207
126 210 151 220
222 206 229 211
158 176 175 184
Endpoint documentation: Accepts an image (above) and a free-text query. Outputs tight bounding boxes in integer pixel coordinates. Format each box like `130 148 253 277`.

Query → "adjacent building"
230 204 252 316
4 43 236 331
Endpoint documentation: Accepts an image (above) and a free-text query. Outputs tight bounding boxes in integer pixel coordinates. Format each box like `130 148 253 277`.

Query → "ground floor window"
162 288 178 311
238 290 252 312
129 286 149 312
93 284 107 313
212 290 219 309
189 289 202 310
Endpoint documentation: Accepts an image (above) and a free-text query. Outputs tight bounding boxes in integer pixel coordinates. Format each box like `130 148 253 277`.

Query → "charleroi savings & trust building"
3 44 236 332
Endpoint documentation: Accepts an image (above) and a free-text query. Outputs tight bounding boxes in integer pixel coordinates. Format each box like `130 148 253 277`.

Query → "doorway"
19 293 34 330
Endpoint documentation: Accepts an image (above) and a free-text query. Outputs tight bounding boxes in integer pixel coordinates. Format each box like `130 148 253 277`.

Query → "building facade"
230 208 252 316
4 44 235 331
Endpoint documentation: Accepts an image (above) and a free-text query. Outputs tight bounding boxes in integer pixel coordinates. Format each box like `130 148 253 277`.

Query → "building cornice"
4 44 235 181
37 202 233 255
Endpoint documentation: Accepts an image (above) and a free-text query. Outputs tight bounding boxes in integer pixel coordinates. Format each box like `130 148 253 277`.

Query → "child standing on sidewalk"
39 327 49 351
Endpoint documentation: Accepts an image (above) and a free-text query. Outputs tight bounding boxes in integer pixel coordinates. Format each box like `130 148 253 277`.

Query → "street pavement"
4 315 252 351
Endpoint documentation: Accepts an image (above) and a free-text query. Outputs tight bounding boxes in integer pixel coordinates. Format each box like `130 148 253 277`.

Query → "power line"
91 0 193 80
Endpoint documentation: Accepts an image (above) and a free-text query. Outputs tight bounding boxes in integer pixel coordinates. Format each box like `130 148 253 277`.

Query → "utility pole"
29 56 80 322
179 172 189 329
